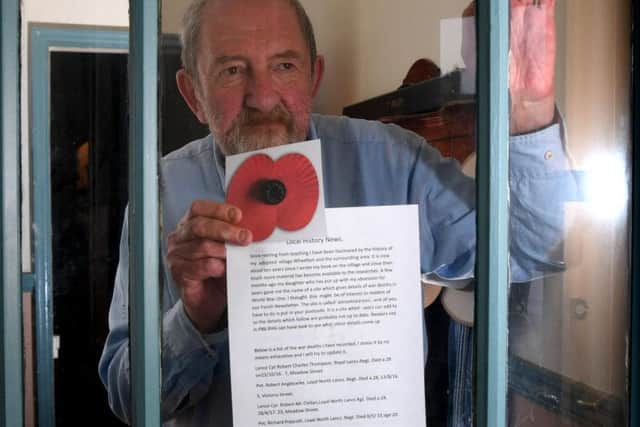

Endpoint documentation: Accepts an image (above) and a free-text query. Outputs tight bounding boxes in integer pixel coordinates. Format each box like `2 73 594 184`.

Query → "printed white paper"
227 205 425 427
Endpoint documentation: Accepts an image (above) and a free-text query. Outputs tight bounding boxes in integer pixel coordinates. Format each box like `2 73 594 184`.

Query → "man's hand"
509 0 556 134
462 0 557 134
167 200 252 334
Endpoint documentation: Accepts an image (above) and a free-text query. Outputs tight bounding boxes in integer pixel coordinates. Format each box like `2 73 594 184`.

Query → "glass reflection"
157 1 474 426
81 1 633 427
507 1 631 427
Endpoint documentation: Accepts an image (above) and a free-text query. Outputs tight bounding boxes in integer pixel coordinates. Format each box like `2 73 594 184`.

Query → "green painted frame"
474 1 510 425
128 1 161 425
1 0 23 425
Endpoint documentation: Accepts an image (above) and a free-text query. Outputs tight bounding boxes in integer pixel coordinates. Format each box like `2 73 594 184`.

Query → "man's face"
180 0 323 155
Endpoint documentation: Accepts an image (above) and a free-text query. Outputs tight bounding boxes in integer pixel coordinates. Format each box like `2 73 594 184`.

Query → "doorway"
50 50 128 426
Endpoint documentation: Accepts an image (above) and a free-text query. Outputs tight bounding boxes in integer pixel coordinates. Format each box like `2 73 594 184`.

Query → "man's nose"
245 70 280 113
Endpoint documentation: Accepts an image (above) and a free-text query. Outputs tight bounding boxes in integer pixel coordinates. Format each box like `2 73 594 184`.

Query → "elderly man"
100 0 566 425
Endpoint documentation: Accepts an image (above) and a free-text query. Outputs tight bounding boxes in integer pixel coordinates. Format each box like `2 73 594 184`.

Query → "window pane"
159 1 476 426
22 0 130 425
507 1 631 426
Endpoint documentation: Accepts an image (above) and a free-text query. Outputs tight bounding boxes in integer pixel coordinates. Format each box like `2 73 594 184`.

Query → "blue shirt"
99 114 575 426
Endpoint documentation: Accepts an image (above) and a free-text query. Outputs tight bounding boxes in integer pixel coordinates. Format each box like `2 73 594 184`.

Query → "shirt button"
544 150 554 161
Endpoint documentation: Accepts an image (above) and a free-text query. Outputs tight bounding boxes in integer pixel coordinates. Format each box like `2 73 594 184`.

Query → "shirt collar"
308 114 319 139
212 136 227 188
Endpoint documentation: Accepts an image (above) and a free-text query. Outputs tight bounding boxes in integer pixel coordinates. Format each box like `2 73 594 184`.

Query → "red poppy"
226 153 319 241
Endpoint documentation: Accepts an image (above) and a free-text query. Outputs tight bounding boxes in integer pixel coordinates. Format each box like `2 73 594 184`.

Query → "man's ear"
176 69 208 124
310 55 325 98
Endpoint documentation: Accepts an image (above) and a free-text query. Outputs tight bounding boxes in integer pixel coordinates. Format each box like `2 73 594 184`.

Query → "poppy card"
225 140 326 243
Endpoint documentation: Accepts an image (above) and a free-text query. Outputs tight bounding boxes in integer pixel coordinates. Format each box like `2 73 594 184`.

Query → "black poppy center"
259 179 287 205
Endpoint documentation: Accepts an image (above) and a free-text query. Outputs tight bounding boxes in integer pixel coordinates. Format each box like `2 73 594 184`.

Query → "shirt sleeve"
415 118 579 286
97 208 228 423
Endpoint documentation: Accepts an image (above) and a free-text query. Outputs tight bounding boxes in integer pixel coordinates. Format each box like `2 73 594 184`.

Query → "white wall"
22 0 129 26
302 0 468 114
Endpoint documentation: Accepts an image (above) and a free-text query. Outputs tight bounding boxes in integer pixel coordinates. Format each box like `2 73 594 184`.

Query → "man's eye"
219 66 245 80
277 62 295 71
224 66 240 75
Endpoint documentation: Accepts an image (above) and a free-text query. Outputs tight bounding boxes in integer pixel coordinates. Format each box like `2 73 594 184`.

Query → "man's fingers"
167 237 227 261
168 255 227 283
173 216 252 245
172 199 252 245
466 0 556 19
466 0 555 17
184 199 243 224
